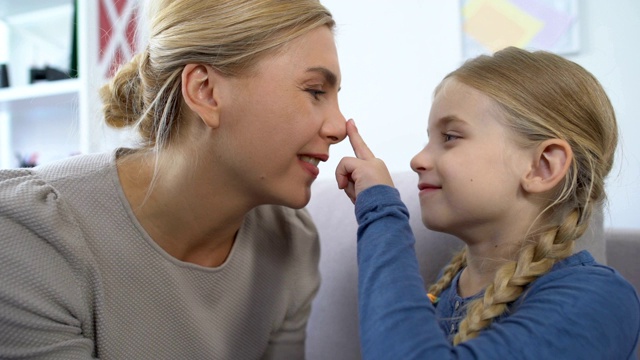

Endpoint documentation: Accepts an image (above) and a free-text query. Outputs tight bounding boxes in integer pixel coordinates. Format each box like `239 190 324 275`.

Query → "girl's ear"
181 64 223 129
521 139 573 194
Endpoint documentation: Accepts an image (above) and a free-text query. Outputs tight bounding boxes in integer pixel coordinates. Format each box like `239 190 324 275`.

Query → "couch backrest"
304 171 605 360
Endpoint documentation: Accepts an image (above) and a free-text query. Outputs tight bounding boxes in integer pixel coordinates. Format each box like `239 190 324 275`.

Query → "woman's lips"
298 154 327 178
299 159 320 177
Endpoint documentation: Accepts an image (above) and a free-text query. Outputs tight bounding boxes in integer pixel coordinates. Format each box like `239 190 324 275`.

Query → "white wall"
564 1 640 230
319 0 640 230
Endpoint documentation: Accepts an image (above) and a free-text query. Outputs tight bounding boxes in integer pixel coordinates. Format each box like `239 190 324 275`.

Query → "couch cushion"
606 229 640 293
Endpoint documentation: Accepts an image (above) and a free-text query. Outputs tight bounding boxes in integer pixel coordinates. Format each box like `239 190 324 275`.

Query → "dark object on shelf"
0 64 9 88
16 152 39 168
29 66 71 84
69 0 78 78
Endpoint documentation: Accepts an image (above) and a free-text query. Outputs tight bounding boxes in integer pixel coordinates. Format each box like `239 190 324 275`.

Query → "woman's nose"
321 105 347 144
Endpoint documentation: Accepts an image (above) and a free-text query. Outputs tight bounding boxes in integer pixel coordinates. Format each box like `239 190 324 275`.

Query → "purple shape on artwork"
510 0 576 49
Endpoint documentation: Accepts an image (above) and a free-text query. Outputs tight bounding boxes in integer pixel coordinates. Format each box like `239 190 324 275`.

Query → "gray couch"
304 171 640 359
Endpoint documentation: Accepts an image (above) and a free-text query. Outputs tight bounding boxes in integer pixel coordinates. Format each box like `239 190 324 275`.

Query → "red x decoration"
99 0 138 79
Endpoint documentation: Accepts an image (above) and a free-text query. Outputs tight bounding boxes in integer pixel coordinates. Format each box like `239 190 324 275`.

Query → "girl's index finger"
346 119 375 160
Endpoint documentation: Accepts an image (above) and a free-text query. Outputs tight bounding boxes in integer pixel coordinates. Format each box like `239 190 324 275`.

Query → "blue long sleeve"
354 185 640 359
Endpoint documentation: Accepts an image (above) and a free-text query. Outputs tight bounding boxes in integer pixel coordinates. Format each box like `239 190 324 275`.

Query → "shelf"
0 0 72 19
0 78 79 112
0 0 88 170
0 0 129 169
0 78 79 102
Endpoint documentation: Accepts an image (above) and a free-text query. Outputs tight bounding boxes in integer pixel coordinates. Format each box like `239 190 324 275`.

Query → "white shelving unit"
0 78 80 167
0 0 129 169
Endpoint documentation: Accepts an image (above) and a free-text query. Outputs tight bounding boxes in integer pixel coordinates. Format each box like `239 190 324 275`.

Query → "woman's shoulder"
0 166 68 229
1 153 112 218
0 153 116 257
0 156 103 283
34 152 114 183
1 152 113 191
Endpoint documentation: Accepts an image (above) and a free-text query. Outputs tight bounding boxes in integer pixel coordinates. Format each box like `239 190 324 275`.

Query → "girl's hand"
335 119 394 204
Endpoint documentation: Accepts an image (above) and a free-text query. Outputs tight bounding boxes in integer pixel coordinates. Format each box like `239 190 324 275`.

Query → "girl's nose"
410 146 431 173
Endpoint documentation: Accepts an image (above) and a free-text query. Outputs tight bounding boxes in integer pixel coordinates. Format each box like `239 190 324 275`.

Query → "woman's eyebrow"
306 67 339 90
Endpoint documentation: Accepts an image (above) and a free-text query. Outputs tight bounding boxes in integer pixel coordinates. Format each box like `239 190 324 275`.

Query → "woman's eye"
306 89 326 100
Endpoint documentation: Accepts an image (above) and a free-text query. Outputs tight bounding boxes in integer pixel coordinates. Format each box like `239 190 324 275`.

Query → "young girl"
336 46 640 358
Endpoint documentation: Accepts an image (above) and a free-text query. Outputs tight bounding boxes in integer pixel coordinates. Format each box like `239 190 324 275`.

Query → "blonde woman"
0 0 345 358
337 47 639 359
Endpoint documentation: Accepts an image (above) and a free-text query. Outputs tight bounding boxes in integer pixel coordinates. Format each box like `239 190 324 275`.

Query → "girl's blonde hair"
99 0 334 149
427 46 618 344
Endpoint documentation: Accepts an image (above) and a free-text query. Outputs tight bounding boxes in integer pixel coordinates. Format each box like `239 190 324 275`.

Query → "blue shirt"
355 185 640 359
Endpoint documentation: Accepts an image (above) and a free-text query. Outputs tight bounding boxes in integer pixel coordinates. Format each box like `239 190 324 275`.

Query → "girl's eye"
306 89 326 100
443 133 459 142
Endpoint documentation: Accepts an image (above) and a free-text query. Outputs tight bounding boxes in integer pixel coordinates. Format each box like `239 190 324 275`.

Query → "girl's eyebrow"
427 115 469 135
438 115 468 127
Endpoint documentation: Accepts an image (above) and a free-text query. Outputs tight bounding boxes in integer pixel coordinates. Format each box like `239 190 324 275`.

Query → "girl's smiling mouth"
418 182 442 195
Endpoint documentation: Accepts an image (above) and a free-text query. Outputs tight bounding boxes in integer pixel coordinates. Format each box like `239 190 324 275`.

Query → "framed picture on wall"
461 0 579 59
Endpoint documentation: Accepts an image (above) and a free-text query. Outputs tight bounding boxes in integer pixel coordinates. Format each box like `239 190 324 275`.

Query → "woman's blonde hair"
99 0 334 149
427 46 618 344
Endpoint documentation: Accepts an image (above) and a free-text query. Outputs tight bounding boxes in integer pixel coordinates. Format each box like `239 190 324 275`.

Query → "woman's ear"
521 139 573 194
181 63 222 129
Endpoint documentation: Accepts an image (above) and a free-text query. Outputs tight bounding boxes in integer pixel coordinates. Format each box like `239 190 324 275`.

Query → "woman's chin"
292 196 312 209
280 189 312 209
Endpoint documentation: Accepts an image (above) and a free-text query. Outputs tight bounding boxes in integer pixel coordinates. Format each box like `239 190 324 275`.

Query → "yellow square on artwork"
463 0 544 52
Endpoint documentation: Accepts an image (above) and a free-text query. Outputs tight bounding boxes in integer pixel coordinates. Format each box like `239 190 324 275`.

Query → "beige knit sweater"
0 151 320 359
